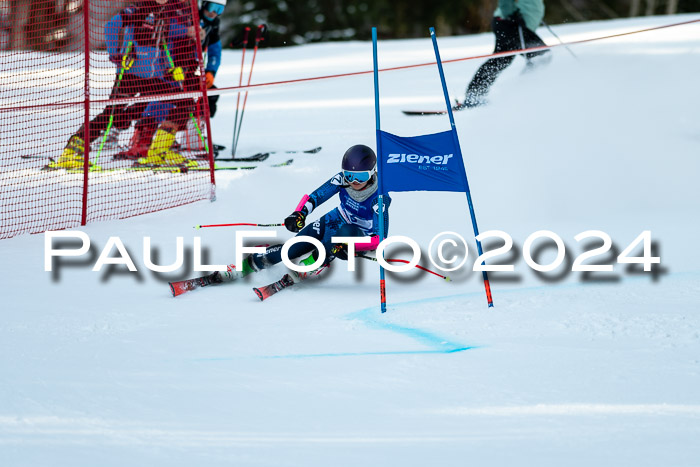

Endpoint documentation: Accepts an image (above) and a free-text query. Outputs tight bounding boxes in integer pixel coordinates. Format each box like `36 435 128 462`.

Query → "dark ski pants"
466 17 550 101
76 74 179 144
208 84 220 118
120 81 218 137
252 209 364 269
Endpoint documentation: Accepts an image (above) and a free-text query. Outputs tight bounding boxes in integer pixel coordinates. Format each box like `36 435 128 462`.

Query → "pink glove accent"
356 235 380 251
295 194 310 212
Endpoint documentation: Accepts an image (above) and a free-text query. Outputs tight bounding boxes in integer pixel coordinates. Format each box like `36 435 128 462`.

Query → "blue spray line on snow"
254 296 481 359
196 272 699 361
258 348 472 359
345 306 475 353
195 294 480 361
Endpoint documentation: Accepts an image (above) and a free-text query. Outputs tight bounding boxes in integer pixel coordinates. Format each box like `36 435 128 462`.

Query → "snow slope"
1 15 700 466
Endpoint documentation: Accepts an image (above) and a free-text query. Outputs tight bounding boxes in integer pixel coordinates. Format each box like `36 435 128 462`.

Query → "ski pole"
189 112 209 153
232 24 265 157
518 24 526 51
357 255 451 281
195 222 283 229
163 34 210 155
162 38 185 91
95 41 134 164
232 27 250 156
542 20 579 60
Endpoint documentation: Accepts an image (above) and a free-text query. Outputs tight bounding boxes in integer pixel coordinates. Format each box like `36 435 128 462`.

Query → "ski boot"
208 255 262 283
453 93 487 111
49 135 100 170
115 119 156 160
135 121 197 168
289 252 329 283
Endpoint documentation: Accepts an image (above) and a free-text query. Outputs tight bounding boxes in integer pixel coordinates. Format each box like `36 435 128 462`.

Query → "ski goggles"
343 169 374 184
203 2 224 15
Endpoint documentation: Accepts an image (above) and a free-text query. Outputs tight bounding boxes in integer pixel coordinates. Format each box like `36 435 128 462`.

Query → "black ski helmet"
341 145 376 172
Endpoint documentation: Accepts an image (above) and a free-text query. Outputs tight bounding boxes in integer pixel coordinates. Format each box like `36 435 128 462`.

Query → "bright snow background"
1 15 700 466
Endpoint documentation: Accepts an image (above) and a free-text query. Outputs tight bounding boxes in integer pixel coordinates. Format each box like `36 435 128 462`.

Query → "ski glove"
331 243 348 261
109 53 135 71
205 71 215 89
168 66 185 82
284 211 306 233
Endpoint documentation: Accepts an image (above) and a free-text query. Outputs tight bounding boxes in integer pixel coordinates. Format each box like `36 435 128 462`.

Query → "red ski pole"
231 27 250 156
232 24 265 156
357 255 451 281
195 222 282 229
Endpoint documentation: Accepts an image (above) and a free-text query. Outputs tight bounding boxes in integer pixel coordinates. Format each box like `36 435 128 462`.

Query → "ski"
253 274 296 301
217 152 270 162
132 158 293 172
176 143 227 157
216 146 322 162
113 148 265 162
112 142 226 161
252 263 330 301
41 164 187 174
38 158 293 174
21 154 55 160
402 101 482 116
169 274 216 297
402 109 449 116
210 158 293 170
26 144 299 165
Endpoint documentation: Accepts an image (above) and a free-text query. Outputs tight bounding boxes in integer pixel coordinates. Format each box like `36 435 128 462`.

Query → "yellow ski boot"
51 135 86 170
137 122 197 168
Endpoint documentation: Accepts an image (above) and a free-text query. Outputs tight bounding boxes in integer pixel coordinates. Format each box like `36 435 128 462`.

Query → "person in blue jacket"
54 0 192 169
179 0 226 152
457 0 551 109
122 0 228 157
210 145 392 284
198 0 224 117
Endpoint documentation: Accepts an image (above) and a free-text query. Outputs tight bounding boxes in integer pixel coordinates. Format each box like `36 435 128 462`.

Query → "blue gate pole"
372 27 388 313
429 27 494 307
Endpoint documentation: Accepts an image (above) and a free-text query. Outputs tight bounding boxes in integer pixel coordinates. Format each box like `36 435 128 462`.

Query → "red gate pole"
187 0 216 190
81 0 91 226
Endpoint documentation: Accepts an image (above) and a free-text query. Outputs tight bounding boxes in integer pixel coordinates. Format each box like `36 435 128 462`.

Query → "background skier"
458 0 551 109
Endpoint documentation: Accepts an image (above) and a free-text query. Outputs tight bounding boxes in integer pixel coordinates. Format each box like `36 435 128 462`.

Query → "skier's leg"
251 211 340 269
522 28 552 70
463 17 520 106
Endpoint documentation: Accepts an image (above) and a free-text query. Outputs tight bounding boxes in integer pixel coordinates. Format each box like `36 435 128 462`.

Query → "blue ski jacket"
301 173 391 238
199 14 222 76
105 4 187 80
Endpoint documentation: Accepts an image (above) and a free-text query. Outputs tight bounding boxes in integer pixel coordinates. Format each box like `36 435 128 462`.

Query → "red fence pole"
80 0 90 226
187 0 216 191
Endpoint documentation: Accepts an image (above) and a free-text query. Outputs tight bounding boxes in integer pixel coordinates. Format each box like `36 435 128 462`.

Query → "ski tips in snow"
402 109 448 116
169 276 210 297
218 146 322 162
253 274 296 301
402 101 482 116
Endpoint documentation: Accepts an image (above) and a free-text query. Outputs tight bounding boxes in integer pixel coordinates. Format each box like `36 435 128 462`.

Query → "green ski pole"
95 41 134 164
